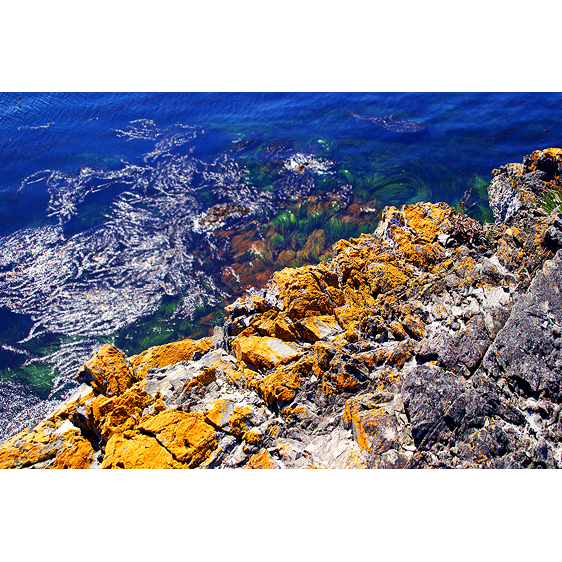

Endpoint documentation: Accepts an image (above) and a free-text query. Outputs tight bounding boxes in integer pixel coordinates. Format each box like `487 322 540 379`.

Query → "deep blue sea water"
1 91 561 439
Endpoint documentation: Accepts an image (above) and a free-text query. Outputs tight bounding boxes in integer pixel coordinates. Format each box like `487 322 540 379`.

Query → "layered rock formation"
2 148 562 469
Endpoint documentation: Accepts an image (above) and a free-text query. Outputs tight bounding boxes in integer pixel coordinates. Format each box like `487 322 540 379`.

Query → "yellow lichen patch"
241 366 260 385
242 429 261 445
205 399 234 429
376 368 401 392
333 305 367 331
222 365 245 387
129 337 213 381
268 265 336 320
138 409 217 467
227 406 253 436
86 381 152 440
0 418 95 469
250 309 301 341
50 431 96 469
246 448 276 469
400 314 426 340
342 269 377 308
281 404 308 424
297 314 339 342
251 356 313 407
77 344 133 397
231 335 301 371
403 202 453 243
367 263 410 294
101 431 184 469
389 321 407 340
276 441 293 460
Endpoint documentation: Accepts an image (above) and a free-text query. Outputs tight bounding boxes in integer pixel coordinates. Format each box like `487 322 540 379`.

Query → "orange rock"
296 314 340 342
251 356 314 407
85 381 151 440
231 335 301 371
246 448 276 469
77 344 133 397
129 337 213 381
101 431 184 469
250 309 301 341
0 420 95 469
50 431 96 469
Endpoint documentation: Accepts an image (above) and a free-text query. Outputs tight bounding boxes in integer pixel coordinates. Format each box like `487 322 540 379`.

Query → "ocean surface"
1 91 561 440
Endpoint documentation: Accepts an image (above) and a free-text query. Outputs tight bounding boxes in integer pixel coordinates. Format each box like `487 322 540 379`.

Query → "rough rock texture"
3 148 562 469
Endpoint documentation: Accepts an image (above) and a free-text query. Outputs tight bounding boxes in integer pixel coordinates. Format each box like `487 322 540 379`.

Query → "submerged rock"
3 148 562 468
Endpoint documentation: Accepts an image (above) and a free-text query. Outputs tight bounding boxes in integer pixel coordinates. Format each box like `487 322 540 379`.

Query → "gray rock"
480 250 562 400
402 364 465 448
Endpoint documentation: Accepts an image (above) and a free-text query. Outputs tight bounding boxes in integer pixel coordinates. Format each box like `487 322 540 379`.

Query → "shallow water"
1 92 561 439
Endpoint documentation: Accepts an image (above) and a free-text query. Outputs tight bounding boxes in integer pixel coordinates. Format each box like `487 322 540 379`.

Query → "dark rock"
402 364 465 448
480 250 562 401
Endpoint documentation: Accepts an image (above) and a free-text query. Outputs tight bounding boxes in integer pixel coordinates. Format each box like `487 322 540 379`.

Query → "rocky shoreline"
2 148 562 469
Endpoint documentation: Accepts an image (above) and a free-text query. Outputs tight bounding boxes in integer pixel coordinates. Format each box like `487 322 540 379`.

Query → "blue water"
1 91 561 439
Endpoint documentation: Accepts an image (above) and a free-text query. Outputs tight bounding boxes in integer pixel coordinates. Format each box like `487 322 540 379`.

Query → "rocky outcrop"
2 148 562 469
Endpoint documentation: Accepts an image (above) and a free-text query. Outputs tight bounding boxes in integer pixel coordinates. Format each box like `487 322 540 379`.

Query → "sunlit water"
1 92 561 439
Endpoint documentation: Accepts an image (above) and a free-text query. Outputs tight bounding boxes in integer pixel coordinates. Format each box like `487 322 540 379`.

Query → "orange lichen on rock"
246 448 276 469
366 263 410 295
296 314 340 342
137 409 218 467
344 395 398 454
0 419 96 469
268 265 339 320
250 309 301 341
50 431 97 469
251 356 313 407
101 431 184 469
129 337 213 381
227 405 253 436
77 344 133 397
403 203 453 243
231 335 301 371
99 406 218 469
387 340 416 367
184 366 217 391
85 381 152 440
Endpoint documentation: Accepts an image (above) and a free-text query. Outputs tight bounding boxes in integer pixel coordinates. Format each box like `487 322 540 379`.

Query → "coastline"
2 148 562 468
